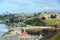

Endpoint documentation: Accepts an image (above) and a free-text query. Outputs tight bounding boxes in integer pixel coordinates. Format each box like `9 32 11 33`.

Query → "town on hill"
0 12 60 40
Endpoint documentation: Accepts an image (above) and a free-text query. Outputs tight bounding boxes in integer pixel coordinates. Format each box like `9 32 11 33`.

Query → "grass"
4 16 10 19
54 34 60 40
44 19 60 25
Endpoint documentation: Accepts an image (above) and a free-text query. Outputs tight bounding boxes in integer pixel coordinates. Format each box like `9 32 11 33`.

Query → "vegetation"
26 29 50 36
25 19 42 26
34 14 37 18
44 19 60 25
19 19 24 22
54 34 60 40
9 19 14 23
34 14 37 16
26 29 41 35
51 14 57 18
4 15 10 19
38 12 41 14
41 16 46 20
44 12 47 13
27 31 41 35
9 19 19 23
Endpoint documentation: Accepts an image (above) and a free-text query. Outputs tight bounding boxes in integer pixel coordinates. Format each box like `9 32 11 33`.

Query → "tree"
37 12 41 17
38 12 41 15
25 19 42 26
9 19 14 23
34 14 37 16
34 14 37 18
44 12 47 13
14 20 19 23
41 16 46 20
51 14 57 18
20 19 24 22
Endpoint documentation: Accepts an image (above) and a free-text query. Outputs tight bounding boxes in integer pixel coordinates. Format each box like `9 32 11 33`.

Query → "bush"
25 19 42 26
51 14 57 18
26 30 41 35
41 17 46 20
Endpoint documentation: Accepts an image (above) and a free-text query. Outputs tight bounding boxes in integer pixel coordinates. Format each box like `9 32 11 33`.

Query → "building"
39 12 60 20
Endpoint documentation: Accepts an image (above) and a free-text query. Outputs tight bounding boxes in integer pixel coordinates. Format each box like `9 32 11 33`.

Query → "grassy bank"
44 19 60 25
54 34 60 40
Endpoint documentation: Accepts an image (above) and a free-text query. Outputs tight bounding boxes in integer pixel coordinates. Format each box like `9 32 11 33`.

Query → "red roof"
22 31 28 36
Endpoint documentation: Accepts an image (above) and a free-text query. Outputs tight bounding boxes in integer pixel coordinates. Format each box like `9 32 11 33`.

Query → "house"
39 12 60 20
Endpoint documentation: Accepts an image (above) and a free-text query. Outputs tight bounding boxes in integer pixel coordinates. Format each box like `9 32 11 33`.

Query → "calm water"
0 24 8 37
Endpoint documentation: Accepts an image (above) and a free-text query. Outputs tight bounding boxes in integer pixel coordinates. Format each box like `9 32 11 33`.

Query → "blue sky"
0 0 60 14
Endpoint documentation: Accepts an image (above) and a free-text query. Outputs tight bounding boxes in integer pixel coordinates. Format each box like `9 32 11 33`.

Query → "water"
0 24 8 37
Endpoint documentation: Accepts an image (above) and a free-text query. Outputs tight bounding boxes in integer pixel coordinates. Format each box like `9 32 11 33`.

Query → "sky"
0 0 60 14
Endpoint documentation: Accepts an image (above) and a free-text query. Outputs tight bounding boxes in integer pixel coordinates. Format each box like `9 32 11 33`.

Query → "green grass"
44 19 60 25
54 34 60 40
4 15 10 19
